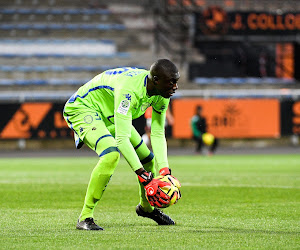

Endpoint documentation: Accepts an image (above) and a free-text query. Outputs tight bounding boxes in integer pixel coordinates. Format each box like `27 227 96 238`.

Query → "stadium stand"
152 0 300 90
0 0 299 92
0 0 156 91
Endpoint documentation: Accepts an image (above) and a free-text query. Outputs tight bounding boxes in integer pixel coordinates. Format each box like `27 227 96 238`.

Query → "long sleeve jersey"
64 67 170 171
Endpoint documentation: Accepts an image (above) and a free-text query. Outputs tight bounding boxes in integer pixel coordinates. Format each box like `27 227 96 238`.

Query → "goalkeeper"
63 59 180 230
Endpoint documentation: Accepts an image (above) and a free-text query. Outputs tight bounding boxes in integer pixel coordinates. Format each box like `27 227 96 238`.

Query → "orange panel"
0 103 52 139
276 43 294 78
172 98 280 138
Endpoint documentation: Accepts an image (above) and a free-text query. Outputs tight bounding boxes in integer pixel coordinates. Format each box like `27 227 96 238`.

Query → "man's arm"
114 90 143 172
114 91 171 207
151 100 181 185
150 99 170 170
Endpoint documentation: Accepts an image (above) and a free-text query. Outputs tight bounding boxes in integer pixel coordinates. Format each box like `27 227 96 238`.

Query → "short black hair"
196 106 202 112
150 59 178 79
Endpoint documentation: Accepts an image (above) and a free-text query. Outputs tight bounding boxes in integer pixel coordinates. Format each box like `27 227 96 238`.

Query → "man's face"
155 71 180 98
197 109 202 116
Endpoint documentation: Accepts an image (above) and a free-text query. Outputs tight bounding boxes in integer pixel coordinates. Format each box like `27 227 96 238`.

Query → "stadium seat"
0 65 140 72
193 77 295 85
0 52 130 58
0 78 86 85
0 8 111 15
0 39 118 56
0 23 126 30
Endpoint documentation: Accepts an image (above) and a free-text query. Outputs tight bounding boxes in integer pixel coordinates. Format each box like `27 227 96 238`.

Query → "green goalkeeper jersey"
64 67 170 171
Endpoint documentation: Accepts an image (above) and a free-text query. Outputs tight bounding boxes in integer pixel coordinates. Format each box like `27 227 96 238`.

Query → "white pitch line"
0 180 299 189
181 183 300 189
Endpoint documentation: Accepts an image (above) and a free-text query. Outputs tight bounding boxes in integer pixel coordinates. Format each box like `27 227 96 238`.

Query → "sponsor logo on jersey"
117 99 130 115
121 100 130 108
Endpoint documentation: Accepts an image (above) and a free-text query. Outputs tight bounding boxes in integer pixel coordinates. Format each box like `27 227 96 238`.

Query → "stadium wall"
0 99 299 141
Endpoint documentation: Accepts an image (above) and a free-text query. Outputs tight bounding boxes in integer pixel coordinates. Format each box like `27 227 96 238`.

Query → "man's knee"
101 150 120 165
96 149 120 175
100 148 120 166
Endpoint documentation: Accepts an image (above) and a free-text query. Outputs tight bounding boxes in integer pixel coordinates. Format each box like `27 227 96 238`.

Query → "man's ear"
153 76 158 85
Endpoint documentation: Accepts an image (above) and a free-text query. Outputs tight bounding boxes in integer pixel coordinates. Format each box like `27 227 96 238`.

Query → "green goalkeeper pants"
64 110 156 220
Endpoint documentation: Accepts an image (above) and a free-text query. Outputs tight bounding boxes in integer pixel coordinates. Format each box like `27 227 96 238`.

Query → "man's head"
196 106 202 116
147 59 180 98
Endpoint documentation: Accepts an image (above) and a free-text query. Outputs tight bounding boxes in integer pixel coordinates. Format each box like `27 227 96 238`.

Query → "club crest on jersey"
124 93 132 101
141 102 151 112
84 115 93 124
117 99 130 115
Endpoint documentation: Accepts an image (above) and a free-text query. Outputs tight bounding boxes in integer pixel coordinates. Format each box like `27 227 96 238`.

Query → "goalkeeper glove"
159 167 171 176
159 167 181 189
137 170 170 208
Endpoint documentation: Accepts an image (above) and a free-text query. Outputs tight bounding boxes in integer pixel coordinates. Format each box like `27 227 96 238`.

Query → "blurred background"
0 0 299 154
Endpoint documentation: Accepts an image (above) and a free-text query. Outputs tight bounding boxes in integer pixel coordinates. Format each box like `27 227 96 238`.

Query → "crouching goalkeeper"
63 59 180 230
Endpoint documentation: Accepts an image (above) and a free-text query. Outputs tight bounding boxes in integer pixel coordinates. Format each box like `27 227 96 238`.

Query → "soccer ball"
148 175 181 208
202 132 215 146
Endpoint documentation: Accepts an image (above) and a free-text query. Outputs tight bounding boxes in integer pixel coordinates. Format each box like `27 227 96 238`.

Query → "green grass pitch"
0 154 299 249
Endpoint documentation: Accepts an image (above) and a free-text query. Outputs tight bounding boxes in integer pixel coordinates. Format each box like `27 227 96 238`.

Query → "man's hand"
159 167 171 176
159 167 181 189
137 170 170 208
